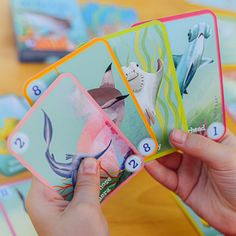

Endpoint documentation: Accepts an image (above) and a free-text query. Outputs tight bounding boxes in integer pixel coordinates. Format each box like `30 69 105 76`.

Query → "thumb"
71 158 100 206
170 129 235 169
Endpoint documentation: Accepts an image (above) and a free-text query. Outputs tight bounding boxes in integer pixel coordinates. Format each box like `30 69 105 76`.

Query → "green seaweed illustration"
108 22 187 157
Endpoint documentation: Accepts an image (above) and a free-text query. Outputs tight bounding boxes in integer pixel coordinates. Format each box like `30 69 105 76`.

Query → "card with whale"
134 10 226 142
8 74 144 203
0 179 37 236
105 20 188 161
24 38 159 158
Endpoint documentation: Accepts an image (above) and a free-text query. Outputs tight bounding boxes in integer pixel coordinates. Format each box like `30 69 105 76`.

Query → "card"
160 11 226 140
81 3 139 38
0 179 37 236
105 20 188 160
24 38 159 158
0 207 13 236
8 74 144 202
0 95 28 176
10 0 88 62
175 197 223 236
134 10 226 141
224 71 236 121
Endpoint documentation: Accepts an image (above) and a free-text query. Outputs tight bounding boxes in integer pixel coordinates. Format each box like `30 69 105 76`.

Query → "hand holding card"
8 74 143 202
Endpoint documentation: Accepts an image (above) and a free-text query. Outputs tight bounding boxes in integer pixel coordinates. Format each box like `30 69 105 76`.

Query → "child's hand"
145 129 236 235
26 158 109 236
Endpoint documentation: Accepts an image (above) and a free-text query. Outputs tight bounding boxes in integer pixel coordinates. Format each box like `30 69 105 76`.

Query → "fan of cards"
5 10 226 204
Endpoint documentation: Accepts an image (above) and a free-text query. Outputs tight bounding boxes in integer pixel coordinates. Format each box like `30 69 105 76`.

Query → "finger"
26 177 66 228
71 158 100 206
221 129 236 146
27 177 62 206
158 152 182 171
170 129 236 169
26 177 65 213
145 160 178 192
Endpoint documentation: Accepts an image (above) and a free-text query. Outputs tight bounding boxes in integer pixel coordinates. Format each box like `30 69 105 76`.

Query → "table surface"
0 0 236 235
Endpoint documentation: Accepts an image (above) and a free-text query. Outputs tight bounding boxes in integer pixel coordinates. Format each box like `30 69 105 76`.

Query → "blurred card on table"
0 95 28 176
82 3 139 38
10 0 88 63
0 179 37 235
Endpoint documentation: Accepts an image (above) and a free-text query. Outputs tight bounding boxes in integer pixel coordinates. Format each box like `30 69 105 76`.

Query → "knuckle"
186 133 208 151
74 202 99 215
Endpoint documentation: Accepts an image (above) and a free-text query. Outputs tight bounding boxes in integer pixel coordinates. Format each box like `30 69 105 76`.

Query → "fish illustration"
74 63 132 175
173 22 214 96
122 59 163 125
88 63 129 126
43 110 112 188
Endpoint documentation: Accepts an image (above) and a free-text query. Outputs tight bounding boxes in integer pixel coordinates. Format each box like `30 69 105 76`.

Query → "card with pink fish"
8 74 143 202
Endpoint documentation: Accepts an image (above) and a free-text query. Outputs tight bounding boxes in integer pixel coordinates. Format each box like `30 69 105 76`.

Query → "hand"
26 158 109 236
145 129 236 235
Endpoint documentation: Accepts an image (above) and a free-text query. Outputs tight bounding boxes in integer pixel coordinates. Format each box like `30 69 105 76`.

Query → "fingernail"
80 158 98 175
171 129 187 145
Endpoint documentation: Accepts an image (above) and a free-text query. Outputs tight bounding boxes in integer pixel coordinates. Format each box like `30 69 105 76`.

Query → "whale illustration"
173 22 214 96
43 110 112 188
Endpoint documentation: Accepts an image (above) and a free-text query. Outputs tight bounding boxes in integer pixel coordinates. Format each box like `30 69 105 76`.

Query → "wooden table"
0 0 235 235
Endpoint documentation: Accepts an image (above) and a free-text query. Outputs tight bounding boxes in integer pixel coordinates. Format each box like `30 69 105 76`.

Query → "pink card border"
0 178 32 236
0 201 16 236
7 73 144 203
133 9 226 141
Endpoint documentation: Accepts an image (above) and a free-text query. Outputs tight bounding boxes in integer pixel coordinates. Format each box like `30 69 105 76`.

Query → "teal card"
0 210 12 236
0 179 37 236
160 11 226 141
105 20 188 161
8 74 143 202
